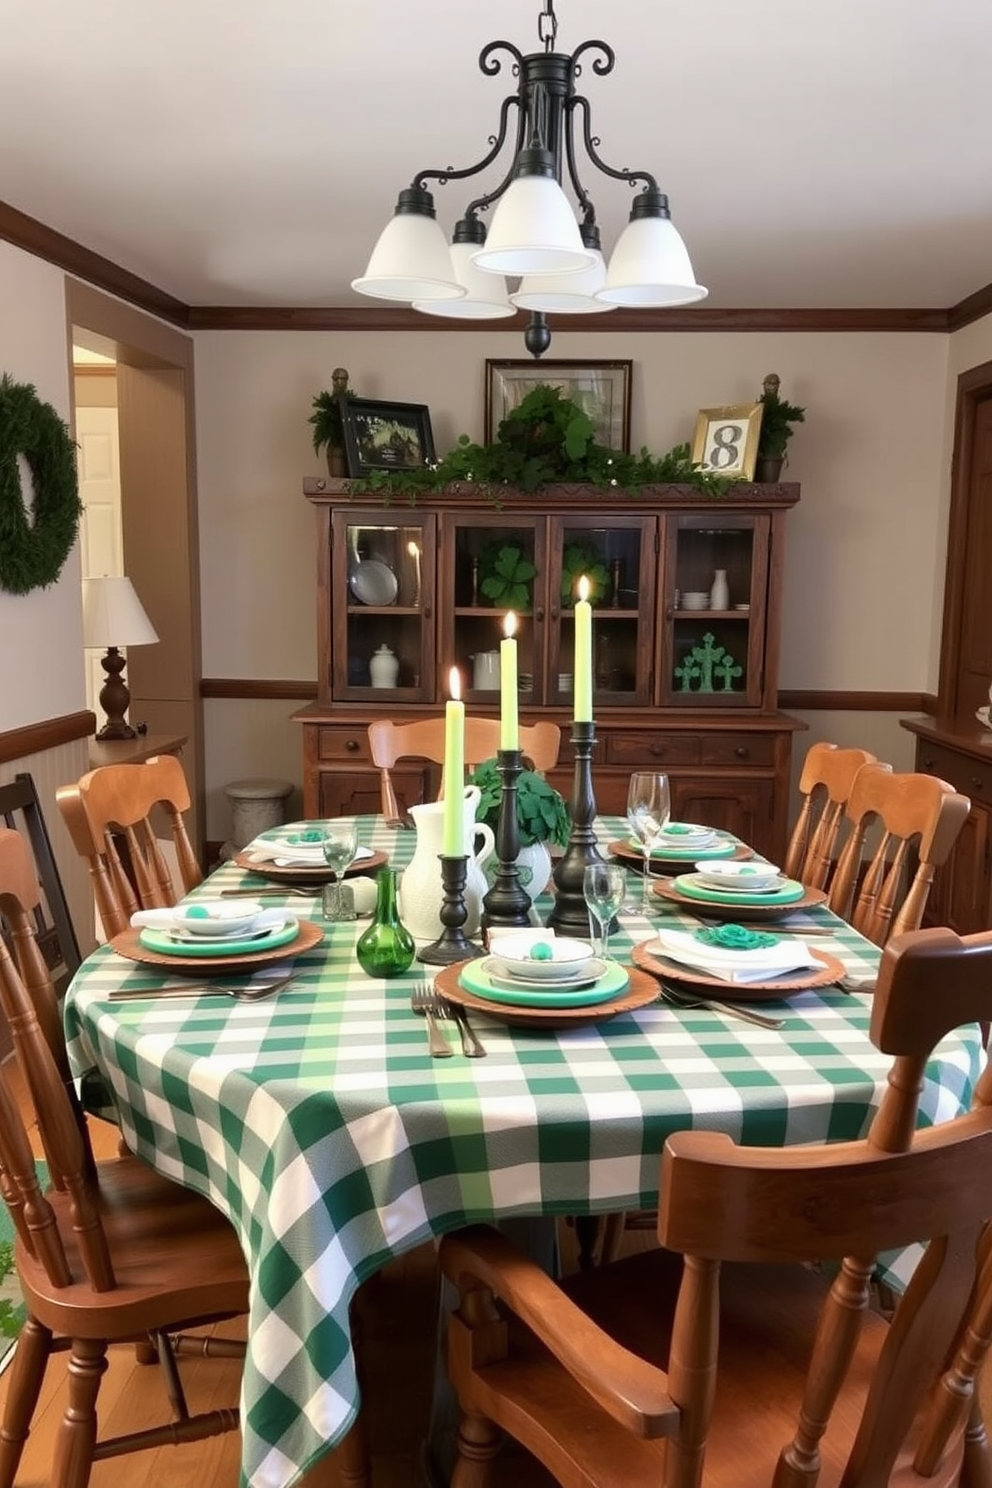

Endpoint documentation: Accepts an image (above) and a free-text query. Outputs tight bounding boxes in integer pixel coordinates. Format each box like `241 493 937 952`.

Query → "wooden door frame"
65 279 204 856
937 357 992 717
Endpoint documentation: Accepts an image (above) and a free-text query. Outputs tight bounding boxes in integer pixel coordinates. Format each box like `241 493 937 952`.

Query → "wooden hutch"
295 479 803 865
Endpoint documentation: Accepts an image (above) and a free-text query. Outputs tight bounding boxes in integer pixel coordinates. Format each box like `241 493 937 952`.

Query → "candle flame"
503 610 517 639
449 666 462 701
577 575 590 602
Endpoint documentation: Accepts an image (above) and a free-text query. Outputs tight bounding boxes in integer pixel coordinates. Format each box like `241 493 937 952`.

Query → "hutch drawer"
699 733 777 768
317 726 374 763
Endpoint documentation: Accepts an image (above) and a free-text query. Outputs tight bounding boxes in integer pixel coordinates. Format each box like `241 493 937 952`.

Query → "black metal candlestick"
546 721 605 935
482 748 533 930
418 854 486 965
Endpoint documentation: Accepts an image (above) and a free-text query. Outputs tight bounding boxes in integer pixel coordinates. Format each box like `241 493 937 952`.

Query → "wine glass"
583 862 626 961
626 772 672 913
321 822 359 921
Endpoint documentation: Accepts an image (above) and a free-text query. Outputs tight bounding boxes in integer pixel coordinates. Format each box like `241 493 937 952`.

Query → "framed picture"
691 404 763 481
485 359 632 450
339 396 436 477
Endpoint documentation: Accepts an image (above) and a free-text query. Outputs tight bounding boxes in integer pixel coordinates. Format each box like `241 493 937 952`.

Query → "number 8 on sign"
706 419 744 470
691 403 762 482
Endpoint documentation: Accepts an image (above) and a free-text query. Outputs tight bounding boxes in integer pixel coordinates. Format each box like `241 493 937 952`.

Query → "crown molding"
183 304 951 333
947 281 992 332
0 200 189 327
0 195 987 336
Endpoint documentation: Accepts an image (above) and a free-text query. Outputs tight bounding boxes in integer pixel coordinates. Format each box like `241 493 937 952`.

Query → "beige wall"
192 325 955 833
0 241 85 732
1 229 989 848
192 327 951 693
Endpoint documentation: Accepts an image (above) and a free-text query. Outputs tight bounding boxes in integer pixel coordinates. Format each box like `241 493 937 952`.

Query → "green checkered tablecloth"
63 816 982 1488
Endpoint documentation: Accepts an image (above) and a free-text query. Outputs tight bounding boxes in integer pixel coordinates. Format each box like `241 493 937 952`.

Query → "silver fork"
434 994 486 1058
411 979 453 1058
109 974 295 1003
661 983 784 1030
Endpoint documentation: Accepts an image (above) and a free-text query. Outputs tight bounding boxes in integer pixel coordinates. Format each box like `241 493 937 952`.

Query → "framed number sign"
691 403 762 481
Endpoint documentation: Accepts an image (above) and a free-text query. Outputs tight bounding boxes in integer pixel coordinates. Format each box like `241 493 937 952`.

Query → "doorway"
66 280 204 853
937 358 992 720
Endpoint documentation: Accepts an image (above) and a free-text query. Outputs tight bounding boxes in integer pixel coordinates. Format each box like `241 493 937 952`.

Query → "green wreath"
0 374 82 595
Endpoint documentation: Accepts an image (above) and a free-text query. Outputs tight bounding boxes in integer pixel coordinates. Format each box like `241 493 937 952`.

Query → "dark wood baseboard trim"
201 681 928 712
0 711 95 767
200 679 317 701
779 690 928 712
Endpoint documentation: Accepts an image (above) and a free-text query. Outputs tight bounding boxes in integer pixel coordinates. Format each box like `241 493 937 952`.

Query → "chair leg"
451 1410 502 1488
51 1337 107 1488
334 1416 372 1488
961 1397 992 1488
0 1314 53 1488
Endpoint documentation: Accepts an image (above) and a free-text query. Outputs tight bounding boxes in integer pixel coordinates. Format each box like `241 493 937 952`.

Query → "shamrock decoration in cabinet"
675 632 743 693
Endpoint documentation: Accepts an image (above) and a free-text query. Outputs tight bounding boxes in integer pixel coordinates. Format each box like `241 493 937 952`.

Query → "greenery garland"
0 374 82 595
345 384 734 506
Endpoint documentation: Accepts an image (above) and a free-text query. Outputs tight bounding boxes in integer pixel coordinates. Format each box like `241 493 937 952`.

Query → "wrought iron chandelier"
351 0 707 358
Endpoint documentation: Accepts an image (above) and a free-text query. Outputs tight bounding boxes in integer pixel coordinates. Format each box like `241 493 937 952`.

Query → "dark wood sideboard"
902 714 992 932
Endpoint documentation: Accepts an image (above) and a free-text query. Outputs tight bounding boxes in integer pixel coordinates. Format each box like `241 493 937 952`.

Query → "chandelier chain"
538 0 557 53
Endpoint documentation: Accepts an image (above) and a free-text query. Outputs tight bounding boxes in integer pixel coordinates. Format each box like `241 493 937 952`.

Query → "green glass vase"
356 868 415 978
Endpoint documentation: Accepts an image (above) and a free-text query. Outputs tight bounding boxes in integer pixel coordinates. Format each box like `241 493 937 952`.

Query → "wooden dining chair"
55 754 202 939
783 741 879 888
368 717 561 823
828 763 971 947
439 924 992 1488
0 825 249 1488
0 772 80 998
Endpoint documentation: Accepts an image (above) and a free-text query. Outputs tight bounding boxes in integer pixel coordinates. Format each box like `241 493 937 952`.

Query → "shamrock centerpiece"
694 923 780 951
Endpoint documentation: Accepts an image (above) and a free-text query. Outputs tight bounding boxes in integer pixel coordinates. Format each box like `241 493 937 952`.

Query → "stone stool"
221 778 294 860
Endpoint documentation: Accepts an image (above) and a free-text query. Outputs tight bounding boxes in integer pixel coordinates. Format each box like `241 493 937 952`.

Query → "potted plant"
755 372 806 482
309 368 355 478
470 757 570 897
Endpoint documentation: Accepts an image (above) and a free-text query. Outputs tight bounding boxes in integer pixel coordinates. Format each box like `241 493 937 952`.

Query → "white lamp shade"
413 243 516 319
598 215 708 307
351 212 464 303
472 176 594 276
82 576 159 649
511 249 616 314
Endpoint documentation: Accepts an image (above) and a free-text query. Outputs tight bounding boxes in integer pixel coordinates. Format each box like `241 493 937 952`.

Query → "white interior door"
76 402 123 714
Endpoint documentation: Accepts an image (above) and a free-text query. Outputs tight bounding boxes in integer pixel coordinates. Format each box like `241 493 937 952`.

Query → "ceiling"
4 1 991 313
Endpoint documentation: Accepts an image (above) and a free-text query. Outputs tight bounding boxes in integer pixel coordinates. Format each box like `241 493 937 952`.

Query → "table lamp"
82 575 159 740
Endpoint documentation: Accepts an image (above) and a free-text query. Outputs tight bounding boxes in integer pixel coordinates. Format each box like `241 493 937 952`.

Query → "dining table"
63 814 984 1488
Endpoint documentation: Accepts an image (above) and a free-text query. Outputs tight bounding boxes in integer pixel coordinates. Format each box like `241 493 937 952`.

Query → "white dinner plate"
349 559 398 606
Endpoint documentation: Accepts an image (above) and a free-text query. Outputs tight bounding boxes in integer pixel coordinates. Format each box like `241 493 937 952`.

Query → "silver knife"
444 1000 487 1058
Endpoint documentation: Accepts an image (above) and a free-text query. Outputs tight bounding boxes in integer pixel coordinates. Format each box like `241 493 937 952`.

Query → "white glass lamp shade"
511 248 617 314
82 576 159 649
351 211 464 303
413 243 516 319
598 214 708 308
472 176 594 276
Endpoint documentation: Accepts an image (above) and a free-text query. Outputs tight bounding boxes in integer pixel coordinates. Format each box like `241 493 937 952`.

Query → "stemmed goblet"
626 772 672 913
321 822 359 921
582 862 626 961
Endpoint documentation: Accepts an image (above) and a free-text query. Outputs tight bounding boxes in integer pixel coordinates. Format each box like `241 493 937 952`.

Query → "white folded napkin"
130 906 287 936
646 929 819 985
246 840 375 866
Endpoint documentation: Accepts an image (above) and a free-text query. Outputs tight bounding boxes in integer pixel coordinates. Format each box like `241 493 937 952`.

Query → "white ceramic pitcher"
399 785 495 940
